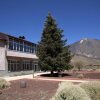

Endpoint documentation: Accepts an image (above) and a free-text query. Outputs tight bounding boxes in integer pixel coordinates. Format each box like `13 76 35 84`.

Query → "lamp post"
33 64 34 78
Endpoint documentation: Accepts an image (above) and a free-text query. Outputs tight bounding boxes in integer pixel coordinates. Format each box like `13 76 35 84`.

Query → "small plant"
0 78 10 89
72 69 77 73
91 68 96 71
80 81 100 100
51 82 90 100
72 61 84 71
77 74 84 79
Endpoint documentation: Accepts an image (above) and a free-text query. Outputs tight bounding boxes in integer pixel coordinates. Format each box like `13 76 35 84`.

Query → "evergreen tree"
37 13 72 76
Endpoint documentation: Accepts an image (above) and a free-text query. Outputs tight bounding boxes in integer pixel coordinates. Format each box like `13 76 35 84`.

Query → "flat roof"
0 32 37 45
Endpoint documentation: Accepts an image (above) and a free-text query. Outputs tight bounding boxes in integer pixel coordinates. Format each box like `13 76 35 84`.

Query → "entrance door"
34 64 38 72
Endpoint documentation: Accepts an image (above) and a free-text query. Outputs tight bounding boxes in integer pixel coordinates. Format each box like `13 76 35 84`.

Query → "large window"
22 60 32 71
8 60 20 72
8 38 37 54
8 59 33 72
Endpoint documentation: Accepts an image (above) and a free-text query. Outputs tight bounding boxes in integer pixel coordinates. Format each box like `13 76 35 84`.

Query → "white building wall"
0 47 7 70
7 50 38 59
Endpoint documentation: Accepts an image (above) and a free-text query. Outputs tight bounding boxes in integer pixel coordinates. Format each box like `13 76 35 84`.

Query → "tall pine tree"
37 13 72 76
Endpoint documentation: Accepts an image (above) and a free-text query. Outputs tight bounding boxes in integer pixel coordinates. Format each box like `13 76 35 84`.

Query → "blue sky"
0 0 100 44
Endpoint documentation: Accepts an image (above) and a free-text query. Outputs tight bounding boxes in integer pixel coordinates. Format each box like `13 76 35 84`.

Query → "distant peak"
80 38 88 43
80 40 84 43
83 38 88 41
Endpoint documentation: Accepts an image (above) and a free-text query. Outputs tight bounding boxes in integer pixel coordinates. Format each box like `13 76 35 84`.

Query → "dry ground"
0 79 59 100
0 71 100 100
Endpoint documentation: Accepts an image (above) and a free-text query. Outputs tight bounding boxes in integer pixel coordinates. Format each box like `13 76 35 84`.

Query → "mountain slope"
69 38 100 59
71 54 100 65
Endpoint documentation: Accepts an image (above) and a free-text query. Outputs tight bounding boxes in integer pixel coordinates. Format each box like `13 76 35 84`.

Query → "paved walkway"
2 72 50 81
1 72 97 83
33 77 88 82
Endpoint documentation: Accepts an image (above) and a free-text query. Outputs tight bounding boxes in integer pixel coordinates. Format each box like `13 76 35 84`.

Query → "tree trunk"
51 70 54 77
58 70 62 77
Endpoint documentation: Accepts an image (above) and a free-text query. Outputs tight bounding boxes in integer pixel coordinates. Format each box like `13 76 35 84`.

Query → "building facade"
0 32 39 76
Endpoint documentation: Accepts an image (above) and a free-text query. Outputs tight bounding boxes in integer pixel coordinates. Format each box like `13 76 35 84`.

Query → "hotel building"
0 32 39 76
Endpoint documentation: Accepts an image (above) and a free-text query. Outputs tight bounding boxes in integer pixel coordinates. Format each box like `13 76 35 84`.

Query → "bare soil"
0 71 100 100
0 79 59 100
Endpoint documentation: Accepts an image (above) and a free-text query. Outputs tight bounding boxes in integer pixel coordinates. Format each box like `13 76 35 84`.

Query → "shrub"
51 82 90 100
72 61 84 71
57 82 74 92
80 81 100 100
77 74 84 79
0 78 10 89
91 68 96 71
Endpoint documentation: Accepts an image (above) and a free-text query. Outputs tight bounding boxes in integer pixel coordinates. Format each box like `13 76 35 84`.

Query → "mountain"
69 38 100 59
69 38 100 65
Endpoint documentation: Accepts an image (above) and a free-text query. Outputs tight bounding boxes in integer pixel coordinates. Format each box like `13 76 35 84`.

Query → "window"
24 45 27 52
27 46 30 52
8 60 20 72
20 44 23 51
17 43 20 51
9 41 13 50
32 47 34 53
8 59 39 72
22 60 32 70
30 47 34 53
8 38 37 54
13 42 16 50
23 45 33 53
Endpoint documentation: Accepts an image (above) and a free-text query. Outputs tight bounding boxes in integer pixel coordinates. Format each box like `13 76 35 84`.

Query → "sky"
0 0 100 44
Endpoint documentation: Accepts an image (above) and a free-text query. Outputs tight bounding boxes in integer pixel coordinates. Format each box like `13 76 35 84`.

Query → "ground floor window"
8 60 20 72
8 59 39 72
22 60 32 71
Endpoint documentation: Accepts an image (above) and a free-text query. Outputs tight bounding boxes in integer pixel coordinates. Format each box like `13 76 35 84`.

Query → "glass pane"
20 45 23 51
9 41 13 50
17 43 19 51
14 43 16 50
24 45 27 52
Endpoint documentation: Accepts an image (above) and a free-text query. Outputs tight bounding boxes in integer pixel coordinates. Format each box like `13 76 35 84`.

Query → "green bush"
51 82 90 100
0 78 10 89
80 81 100 100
